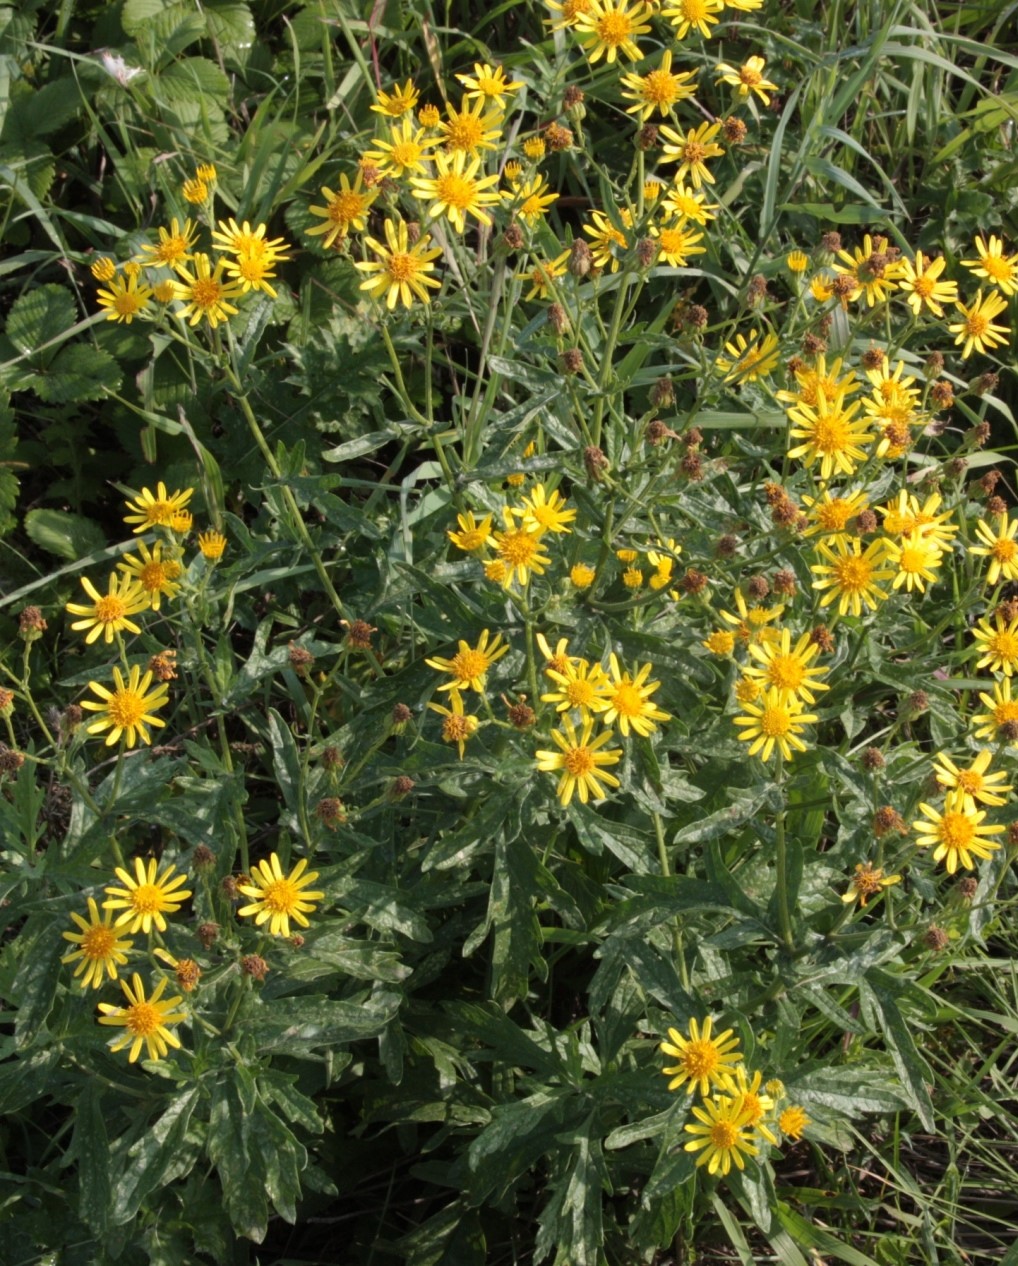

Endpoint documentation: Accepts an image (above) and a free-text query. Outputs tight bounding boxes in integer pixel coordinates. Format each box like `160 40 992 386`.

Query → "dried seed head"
681 568 708 596
861 346 885 370
316 796 347 828
391 775 416 798
801 332 827 355
503 223 524 250
772 568 795 595
563 85 585 110
241 954 269 980
746 574 770 601
569 238 593 278
987 495 1008 517
561 347 584 375
716 534 739 558
19 606 47 641
721 116 747 144
810 624 835 653
967 421 991 449
923 924 949 952
820 231 842 253
930 379 954 409
972 372 999 397
637 123 659 150
547 302 569 334
392 702 413 732
193 844 215 871
197 921 219 949
861 746 885 771
545 122 572 151
925 350 945 376
873 805 907 838
584 445 608 480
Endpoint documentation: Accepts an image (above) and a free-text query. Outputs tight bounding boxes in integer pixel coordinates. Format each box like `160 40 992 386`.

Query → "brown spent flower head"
548 302 569 334
715 534 738 558
545 122 573 150
60 704 82 738
19 605 47 640
316 796 347 828
996 597 1018 624
979 470 1002 496
503 694 537 729
681 450 704 481
569 238 593 278
686 304 709 330
221 875 240 901
558 346 583 376
957 875 978 901
636 237 656 268
772 568 795 595
322 745 345 770
1007 821 1018 847
721 116 748 144
197 921 220 948
923 924 949 952
854 509 878 536
148 649 178 682
831 273 859 303
972 372 999 397
193 844 215 871
647 419 676 446
584 445 608 480
0 744 26 776
503 223 525 250
968 420 991 449
650 377 675 410
873 805 907 838
746 574 770 601
343 619 377 649
747 274 768 306
786 356 807 377
290 934 305 949
820 231 843 253
801 332 827 355
684 427 703 448
906 690 929 717
861 746 885 771
289 642 314 677
861 346 885 370
1003 719 1018 742
241 954 269 980
764 482 787 506
681 568 709 596
391 774 416 798
987 495 1008 517
638 123 659 150
563 84 585 110
810 624 835 653
0 688 14 717
925 350 945 375
391 702 413 731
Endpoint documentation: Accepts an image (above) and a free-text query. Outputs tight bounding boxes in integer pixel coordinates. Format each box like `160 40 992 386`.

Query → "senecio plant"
1 0 1017 1261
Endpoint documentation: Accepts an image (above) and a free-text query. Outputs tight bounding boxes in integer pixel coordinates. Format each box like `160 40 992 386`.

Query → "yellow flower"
306 172 379 249
123 482 193 532
195 163 217 183
429 689 480 758
570 563 596 588
355 219 443 310
118 540 183 610
970 514 1018 586
363 119 439 179
514 483 576 534
222 246 285 297
620 50 698 120
810 537 893 618
169 509 193 535
546 0 592 30
489 506 553 587
833 234 903 306
658 121 725 189
153 948 202 992
139 218 198 268
410 150 501 232
541 658 611 715
90 256 116 281
801 487 869 540
418 103 441 128
661 183 718 223
913 789 1004 874
505 174 560 225
622 566 644 589
961 234 1018 296
182 177 208 204
81 665 170 748
778 1105 810 1141
881 530 944 594
503 160 524 185
703 629 736 656
600 653 670 737
455 62 524 105
932 749 1012 809
716 330 780 384
573 0 653 64
878 490 956 548
972 611 1018 677
523 136 547 160
650 221 706 268
172 253 243 328
718 589 785 644
448 510 494 552
212 218 289 260
371 78 418 117
426 629 509 692
237 853 325 936
104 857 192 934
61 897 133 989
96 271 153 323
898 252 958 317
733 685 817 761
646 538 681 595
660 1015 741 1097
663 0 724 40
841 861 901 907
973 678 1018 742
536 633 576 677
715 56 778 105
520 250 570 301
439 96 505 155
534 715 623 805
97 972 187 1063
152 280 176 303
786 389 872 480
583 208 632 271
684 1094 759 1175
744 629 829 704
949 290 1010 359
65 572 149 643
197 529 227 560
786 250 809 274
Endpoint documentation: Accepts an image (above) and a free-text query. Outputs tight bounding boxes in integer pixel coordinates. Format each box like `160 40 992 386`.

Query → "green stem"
774 762 794 949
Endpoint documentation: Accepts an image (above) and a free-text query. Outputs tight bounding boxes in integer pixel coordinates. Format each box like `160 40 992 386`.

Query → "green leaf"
4 283 75 363
208 1072 268 1242
23 508 107 561
249 1101 306 1224
466 1089 576 1204
860 972 935 1129
111 1086 202 1225
32 344 122 403
11 918 65 1049
67 1082 110 1233
534 1115 607 1266
265 707 302 821
155 57 231 105
244 995 400 1053
395 1203 487 1266
568 803 655 872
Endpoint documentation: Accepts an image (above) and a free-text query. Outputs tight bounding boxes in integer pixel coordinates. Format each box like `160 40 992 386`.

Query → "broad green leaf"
860 972 935 1129
111 1086 202 1225
23 508 107 561
66 1082 110 1233
4 283 75 362
396 1203 487 1266
244 995 400 1052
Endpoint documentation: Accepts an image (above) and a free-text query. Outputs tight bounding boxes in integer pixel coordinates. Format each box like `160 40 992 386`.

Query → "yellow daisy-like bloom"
882 530 944 594
786 250 809 274
355 219 443 310
570 563 596 588
650 221 706 268
863 359 920 426
622 566 644 589
933 749 1012 809
778 1105 810 1141
716 330 780 384
439 96 505 156
521 250 570 301
726 1067 778 1145
503 160 524 186
514 483 576 534
879 490 956 548
117 540 183 611
801 487 869 540
455 62 524 106
646 538 681 595
181 177 208 204
371 78 419 117
715 56 779 105
195 163 217 183
745 630 829 705
81 665 170 748
504 174 560 225
663 0 724 40
913 789 1004 874
410 150 501 233
684 1094 759 1176
777 353 859 409
833 234 903 306
811 537 893 618
429 689 481 758
426 628 509 692
620 50 698 121
364 119 439 179
170 509 193 535
970 514 1018 586
546 0 593 30
948 290 1010 359
123 481 194 532
522 136 547 160
90 256 116 281
541 658 611 716
221 246 285 298
583 208 632 272
488 506 553 587
660 183 718 225
660 1016 742 1097
238 853 325 937
841 861 901 907
97 972 187 1063
197 529 227 560
61 897 133 989
66 572 149 644
703 629 736 656
306 172 379 248
733 685 817 762
658 121 725 189
809 272 835 302
104 857 192 934
448 510 494 552
96 272 154 324
786 389 871 480
600 653 671 737
536 633 576 677
961 234 1018 296
139 218 198 268
973 678 1018 742
152 280 176 303
153 948 202 993
171 252 242 328
898 252 958 317
211 218 289 260
972 611 1018 677
718 589 784 645
735 676 761 703
534 715 623 806
418 103 441 128
573 0 653 64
